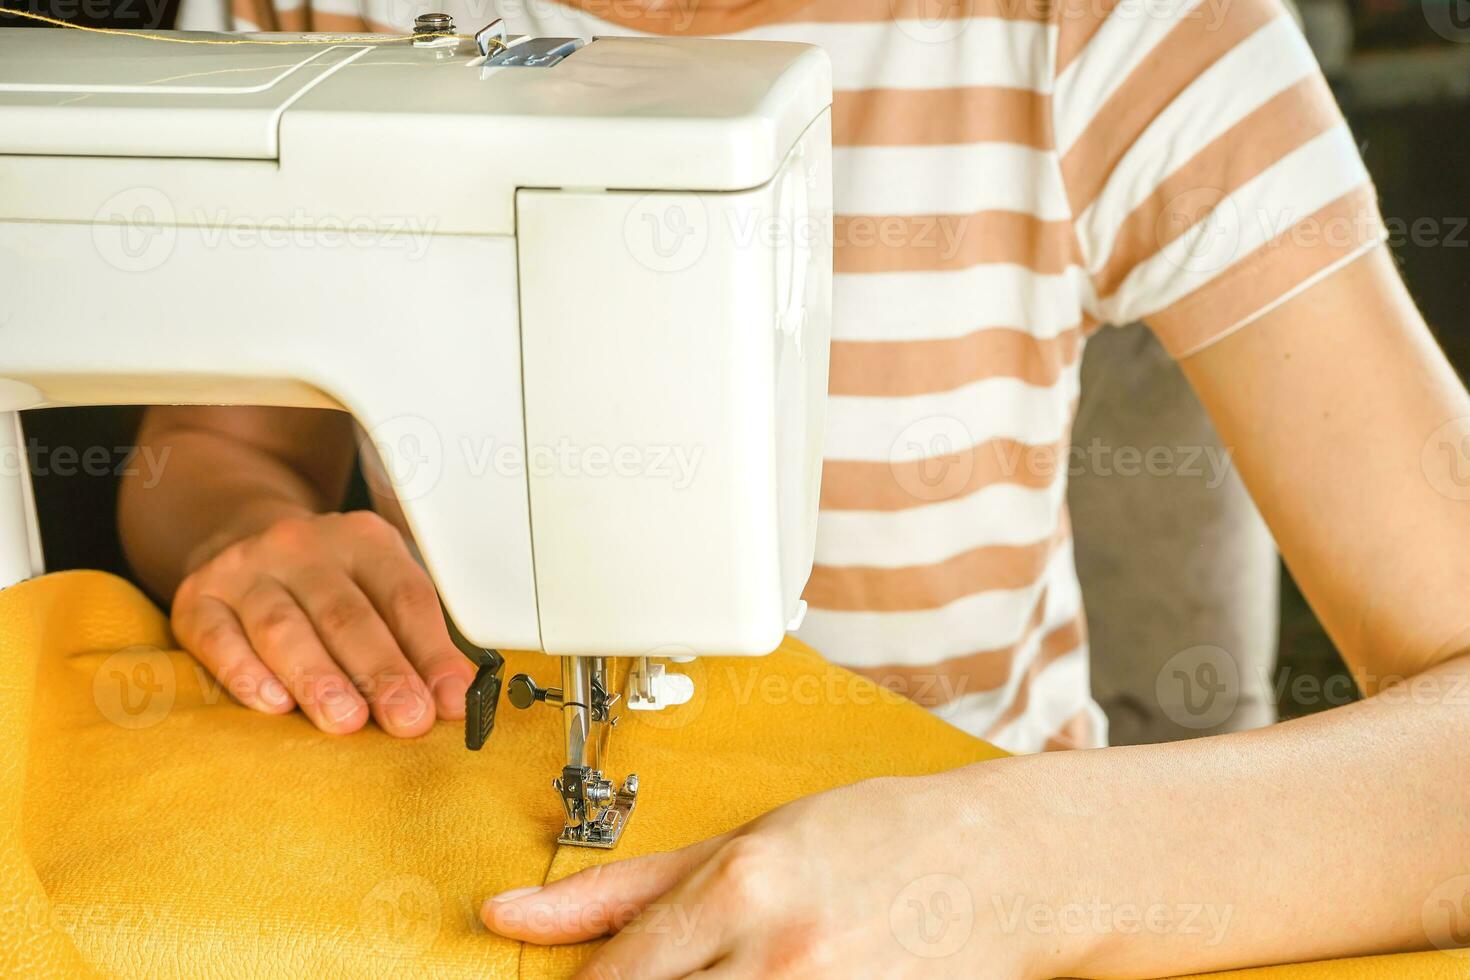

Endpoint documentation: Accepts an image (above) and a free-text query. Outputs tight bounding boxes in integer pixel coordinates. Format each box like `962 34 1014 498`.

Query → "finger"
172 592 294 714
351 544 475 720
235 579 369 734
482 833 731 944
281 566 436 737
682 962 743 980
572 874 730 980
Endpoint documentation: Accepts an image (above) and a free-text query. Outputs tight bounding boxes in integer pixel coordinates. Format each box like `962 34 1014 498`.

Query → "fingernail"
488 885 542 906
323 689 364 725
387 685 430 730
434 672 471 717
258 676 291 709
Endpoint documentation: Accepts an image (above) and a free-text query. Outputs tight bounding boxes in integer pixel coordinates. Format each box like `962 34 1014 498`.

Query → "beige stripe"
804 521 1069 612
835 212 1079 275
236 0 278 31
1149 183 1384 357
821 434 1071 512
1054 0 1121 74
852 590 1048 706
311 10 381 31
1042 706 1095 751
983 613 1087 737
1095 76 1343 296
556 0 1052 34
793 0 1053 23
834 87 1051 149
1060 0 1279 215
555 0 801 34
273 6 309 29
830 323 1083 397
232 1 381 32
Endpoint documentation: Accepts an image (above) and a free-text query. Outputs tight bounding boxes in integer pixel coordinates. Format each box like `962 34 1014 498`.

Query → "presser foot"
554 767 639 849
508 657 641 849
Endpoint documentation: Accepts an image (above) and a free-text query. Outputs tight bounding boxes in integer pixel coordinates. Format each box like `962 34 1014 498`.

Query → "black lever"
464 650 505 751
441 601 506 751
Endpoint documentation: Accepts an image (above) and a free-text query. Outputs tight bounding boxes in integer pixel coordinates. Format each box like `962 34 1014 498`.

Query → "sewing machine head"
0 22 833 847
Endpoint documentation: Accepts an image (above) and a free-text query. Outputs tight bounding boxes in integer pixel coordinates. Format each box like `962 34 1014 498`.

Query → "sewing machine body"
0 27 833 659
0 25 832 848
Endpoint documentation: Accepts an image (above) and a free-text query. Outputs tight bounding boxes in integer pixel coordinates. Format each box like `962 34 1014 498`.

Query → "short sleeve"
1051 0 1388 358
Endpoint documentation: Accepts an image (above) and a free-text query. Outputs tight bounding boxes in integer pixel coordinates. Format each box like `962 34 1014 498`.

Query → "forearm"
967 656 1470 975
119 423 336 601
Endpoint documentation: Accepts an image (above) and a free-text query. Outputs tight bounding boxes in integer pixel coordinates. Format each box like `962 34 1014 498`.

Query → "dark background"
3 0 1468 717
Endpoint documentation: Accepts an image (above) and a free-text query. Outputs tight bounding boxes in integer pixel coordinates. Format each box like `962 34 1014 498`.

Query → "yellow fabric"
1 571 1460 978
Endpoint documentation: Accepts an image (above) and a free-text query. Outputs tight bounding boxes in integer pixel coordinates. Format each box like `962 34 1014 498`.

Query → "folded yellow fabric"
0 571 1460 978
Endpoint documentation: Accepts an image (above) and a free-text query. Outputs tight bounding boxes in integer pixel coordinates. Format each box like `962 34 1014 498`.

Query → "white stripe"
176 0 231 31
1053 0 1209 154
796 538 1076 666
359 0 416 27
835 143 1071 221
1105 123 1370 323
799 581 1040 668
815 475 1067 568
1046 535 1083 617
1079 16 1316 274
740 20 1052 91
825 368 1078 463
928 626 1044 735
728 22 1055 93
833 265 1091 343
953 551 1085 747
986 645 1091 751
928 552 1085 738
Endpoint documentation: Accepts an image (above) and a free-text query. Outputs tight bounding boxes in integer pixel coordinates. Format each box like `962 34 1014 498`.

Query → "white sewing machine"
0 21 832 848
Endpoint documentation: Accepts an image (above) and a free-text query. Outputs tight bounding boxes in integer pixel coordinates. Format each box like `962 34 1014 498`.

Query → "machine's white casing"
0 28 833 657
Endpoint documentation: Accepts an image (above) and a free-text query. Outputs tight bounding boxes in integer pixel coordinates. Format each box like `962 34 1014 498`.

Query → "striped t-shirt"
181 0 1386 753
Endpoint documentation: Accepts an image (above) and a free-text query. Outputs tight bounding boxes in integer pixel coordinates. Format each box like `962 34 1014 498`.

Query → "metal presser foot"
506 656 639 850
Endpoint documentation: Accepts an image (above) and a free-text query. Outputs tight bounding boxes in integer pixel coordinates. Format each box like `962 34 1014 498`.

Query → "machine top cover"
0 28 833 194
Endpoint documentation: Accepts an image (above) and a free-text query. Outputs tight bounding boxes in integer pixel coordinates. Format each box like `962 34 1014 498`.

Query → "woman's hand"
169 509 476 737
481 770 1090 979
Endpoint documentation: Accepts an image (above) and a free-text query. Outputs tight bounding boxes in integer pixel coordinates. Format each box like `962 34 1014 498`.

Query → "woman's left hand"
480 769 1089 979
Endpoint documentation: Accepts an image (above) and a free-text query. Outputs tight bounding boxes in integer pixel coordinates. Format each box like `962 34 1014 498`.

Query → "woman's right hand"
169 509 477 737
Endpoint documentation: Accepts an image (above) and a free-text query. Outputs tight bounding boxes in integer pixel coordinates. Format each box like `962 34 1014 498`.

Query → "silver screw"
413 12 455 35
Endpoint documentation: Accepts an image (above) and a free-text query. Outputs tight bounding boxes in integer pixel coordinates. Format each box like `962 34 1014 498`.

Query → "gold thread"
0 7 471 45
